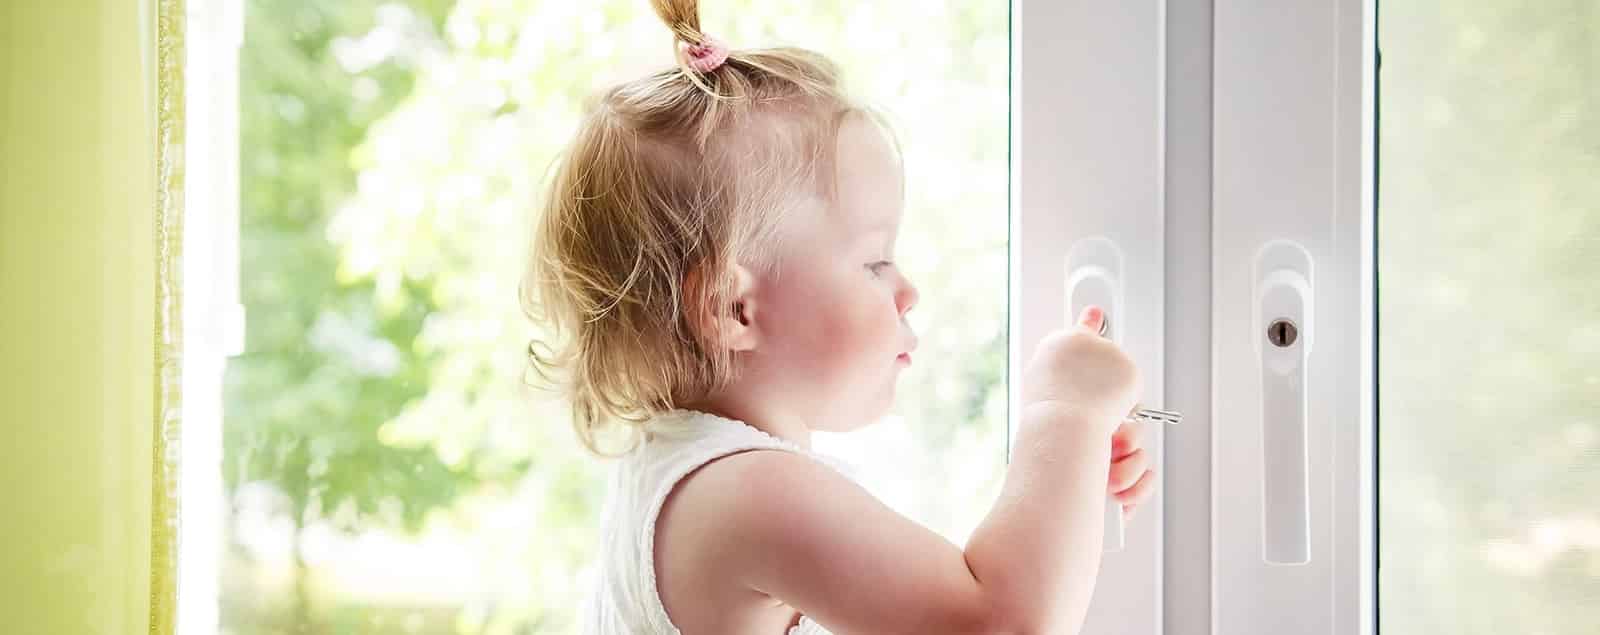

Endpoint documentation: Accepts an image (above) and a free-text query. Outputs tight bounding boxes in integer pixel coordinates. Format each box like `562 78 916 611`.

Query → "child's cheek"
777 275 858 364
786 266 895 368
831 282 898 357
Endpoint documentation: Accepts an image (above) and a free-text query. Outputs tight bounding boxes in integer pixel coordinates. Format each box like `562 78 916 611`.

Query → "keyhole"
1267 318 1298 348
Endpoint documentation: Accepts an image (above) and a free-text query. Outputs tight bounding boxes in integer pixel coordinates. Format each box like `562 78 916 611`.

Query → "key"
1092 313 1179 552
1130 407 1182 426
1095 317 1183 426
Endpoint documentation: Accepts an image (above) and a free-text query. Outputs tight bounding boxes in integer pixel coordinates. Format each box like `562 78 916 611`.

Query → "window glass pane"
1379 3 1599 633
220 1 1007 632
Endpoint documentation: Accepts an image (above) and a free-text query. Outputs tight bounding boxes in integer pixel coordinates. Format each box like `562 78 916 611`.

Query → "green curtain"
0 1 183 633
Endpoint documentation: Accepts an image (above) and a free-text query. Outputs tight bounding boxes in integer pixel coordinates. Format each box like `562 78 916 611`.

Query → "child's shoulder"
663 446 849 544
645 410 874 583
652 447 859 629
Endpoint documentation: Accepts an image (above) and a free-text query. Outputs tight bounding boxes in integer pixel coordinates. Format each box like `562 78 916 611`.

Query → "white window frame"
179 0 244 633
1011 1 1377 634
1011 2 1167 634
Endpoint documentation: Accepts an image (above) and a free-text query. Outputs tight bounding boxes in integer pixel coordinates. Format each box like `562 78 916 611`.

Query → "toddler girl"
523 2 1157 632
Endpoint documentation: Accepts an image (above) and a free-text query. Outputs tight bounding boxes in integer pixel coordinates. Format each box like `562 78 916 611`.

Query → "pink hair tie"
683 36 730 73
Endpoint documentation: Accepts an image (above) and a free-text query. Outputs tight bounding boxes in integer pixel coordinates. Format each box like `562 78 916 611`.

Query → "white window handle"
1065 238 1135 552
1067 238 1182 553
1254 241 1314 565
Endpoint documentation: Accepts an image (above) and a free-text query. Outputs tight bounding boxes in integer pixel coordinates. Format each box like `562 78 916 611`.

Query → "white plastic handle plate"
1065 237 1127 553
1254 241 1314 565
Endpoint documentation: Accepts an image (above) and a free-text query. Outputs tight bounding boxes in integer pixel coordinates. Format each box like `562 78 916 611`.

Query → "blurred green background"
1378 2 1599 634
223 0 1006 632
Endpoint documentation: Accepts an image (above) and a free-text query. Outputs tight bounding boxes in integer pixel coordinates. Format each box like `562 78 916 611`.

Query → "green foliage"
225 1 491 631
231 0 473 533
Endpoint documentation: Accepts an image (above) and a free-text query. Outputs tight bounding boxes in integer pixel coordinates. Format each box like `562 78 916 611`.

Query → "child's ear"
686 262 759 353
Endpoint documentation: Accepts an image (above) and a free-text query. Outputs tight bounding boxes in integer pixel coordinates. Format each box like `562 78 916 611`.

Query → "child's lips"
896 352 911 365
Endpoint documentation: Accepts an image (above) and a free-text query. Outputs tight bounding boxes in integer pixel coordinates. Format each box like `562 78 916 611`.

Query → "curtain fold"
153 0 186 633
0 0 183 633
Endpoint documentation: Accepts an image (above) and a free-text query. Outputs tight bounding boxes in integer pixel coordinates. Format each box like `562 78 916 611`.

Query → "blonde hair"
521 0 890 457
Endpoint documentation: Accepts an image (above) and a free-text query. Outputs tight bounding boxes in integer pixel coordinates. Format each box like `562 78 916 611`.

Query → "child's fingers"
1107 448 1149 493
1111 419 1143 460
1114 468 1157 505
1076 305 1104 334
1077 305 1103 328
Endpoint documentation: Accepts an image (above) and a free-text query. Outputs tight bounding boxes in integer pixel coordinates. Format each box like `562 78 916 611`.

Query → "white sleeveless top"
579 408 855 635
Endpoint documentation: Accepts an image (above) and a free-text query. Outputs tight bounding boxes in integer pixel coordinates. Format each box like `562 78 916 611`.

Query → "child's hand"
1108 418 1157 522
1020 305 1144 437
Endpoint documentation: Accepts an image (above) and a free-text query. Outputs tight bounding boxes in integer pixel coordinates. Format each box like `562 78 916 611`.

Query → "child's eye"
867 261 894 277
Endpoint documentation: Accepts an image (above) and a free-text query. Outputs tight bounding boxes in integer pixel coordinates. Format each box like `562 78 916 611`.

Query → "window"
1207 1 1593 633
182 1 1007 632
1378 3 1600 633
181 1 1598 634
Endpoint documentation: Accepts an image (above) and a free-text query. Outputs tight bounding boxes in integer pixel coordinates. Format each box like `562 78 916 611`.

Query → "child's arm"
696 404 1112 635
964 401 1117 632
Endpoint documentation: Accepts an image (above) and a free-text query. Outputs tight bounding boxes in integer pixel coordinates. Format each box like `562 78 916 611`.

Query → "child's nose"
896 278 919 315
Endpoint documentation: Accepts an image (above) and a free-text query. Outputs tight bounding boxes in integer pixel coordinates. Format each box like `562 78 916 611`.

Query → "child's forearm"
963 402 1113 634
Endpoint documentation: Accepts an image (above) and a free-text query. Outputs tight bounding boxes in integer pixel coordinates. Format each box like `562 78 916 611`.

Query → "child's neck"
680 398 814 451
